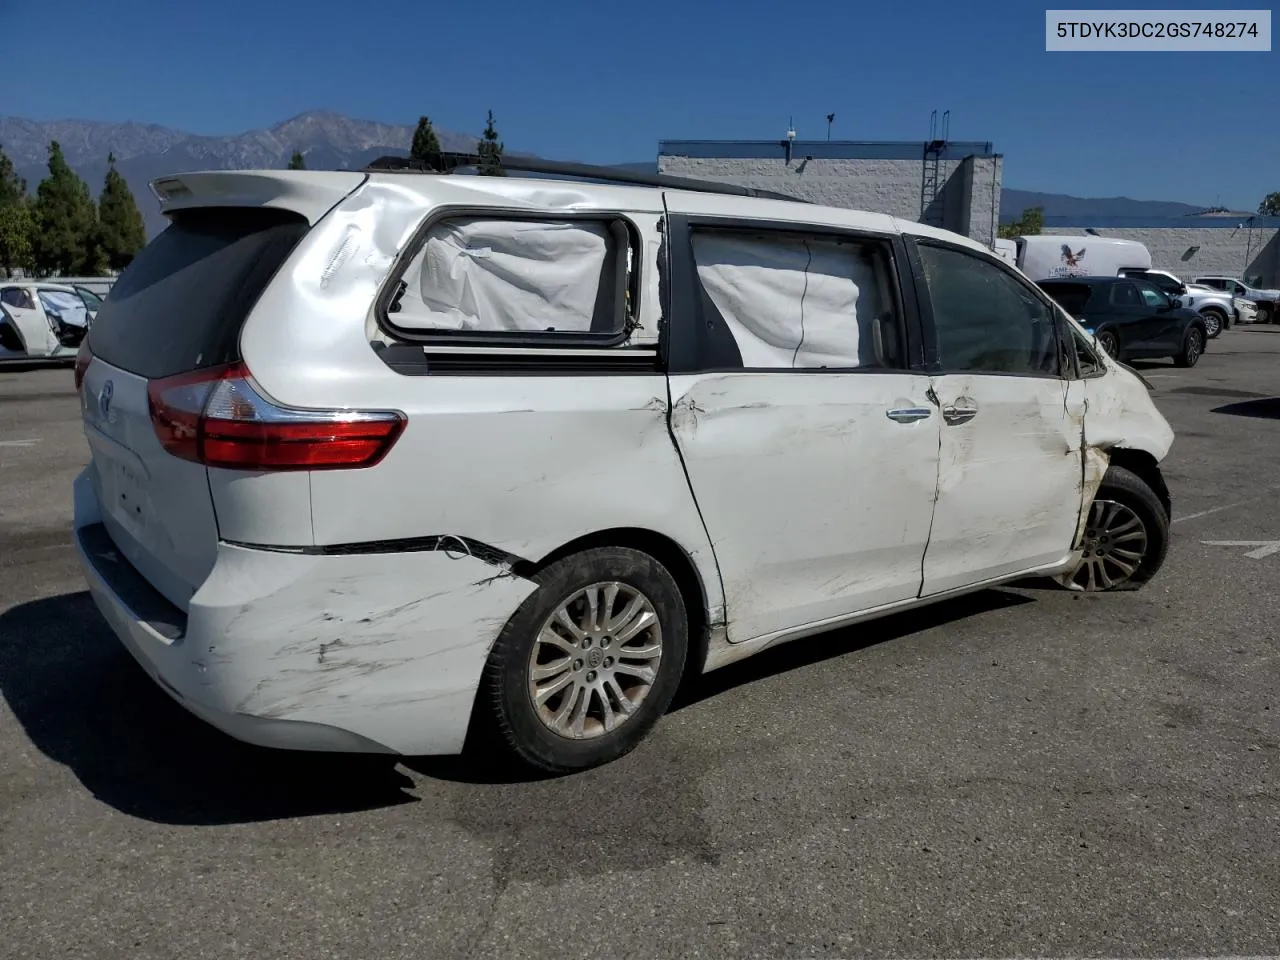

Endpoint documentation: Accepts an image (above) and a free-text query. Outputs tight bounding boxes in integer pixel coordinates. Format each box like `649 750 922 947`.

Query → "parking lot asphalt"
1 331 1279 960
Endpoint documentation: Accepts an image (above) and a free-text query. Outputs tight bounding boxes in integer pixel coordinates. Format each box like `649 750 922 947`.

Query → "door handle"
942 401 979 425
886 407 933 424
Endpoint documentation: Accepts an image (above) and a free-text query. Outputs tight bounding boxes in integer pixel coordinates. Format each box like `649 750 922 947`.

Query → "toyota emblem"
98 380 114 420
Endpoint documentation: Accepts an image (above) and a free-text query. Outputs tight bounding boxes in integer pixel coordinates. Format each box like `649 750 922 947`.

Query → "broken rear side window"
383 216 637 342
690 229 904 370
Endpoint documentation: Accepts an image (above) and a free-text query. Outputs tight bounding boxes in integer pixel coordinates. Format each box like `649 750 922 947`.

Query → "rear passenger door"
909 238 1085 596
1105 280 1157 352
1132 279 1182 351
662 196 940 643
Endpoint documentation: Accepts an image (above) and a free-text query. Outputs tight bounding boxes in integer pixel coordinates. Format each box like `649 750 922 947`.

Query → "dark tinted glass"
89 207 310 379
1039 282 1093 314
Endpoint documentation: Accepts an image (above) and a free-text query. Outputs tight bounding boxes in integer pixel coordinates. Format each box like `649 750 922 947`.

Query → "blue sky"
4 0 1274 208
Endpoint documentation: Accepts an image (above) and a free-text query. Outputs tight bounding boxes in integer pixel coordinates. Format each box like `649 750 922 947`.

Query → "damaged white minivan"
72 155 1175 773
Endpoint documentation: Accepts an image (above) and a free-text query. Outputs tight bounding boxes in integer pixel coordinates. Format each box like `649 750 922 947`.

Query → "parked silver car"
1192 276 1280 324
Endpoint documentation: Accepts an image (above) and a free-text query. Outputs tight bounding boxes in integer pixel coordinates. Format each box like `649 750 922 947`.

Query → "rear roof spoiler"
364 152 813 205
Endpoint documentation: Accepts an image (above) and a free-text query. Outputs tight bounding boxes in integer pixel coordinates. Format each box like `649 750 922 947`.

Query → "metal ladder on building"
920 109 949 225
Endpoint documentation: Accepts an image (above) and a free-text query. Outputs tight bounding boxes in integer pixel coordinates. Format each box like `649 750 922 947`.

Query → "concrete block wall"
1050 226 1280 287
658 147 1002 248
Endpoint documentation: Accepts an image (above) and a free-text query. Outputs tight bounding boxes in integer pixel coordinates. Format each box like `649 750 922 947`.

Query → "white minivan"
72 157 1176 773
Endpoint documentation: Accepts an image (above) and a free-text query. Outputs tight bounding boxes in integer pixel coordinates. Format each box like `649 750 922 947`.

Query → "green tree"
1259 192 1280 216
96 153 146 272
287 150 306 170
0 201 35 277
476 110 505 176
31 141 100 276
410 117 441 162
0 144 32 277
997 205 1044 239
0 144 25 208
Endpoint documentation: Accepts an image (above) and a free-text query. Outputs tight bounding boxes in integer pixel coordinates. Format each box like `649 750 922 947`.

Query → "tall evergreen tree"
410 117 441 162
0 201 35 278
288 150 307 170
476 110 505 176
97 153 147 272
31 141 100 276
0 144 25 208
0 144 32 277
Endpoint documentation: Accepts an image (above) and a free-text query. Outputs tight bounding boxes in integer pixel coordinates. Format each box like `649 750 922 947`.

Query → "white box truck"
1014 235 1152 282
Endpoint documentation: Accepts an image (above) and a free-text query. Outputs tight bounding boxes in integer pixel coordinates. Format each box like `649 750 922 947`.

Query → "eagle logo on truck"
1060 244 1086 268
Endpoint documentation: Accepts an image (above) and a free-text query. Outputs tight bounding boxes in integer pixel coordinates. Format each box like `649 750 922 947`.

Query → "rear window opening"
87 206 311 380
378 214 640 347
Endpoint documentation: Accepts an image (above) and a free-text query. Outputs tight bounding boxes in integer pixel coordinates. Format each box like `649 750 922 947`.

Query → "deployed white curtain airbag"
691 232 887 368
393 218 610 333
37 290 89 329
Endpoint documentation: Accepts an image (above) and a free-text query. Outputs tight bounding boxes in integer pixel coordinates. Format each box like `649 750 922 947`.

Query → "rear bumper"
72 468 537 755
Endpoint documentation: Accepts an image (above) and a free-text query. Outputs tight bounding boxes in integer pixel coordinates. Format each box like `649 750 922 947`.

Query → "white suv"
72 156 1176 773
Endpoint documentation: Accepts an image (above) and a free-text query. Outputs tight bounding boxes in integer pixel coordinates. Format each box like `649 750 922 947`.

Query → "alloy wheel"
1185 329 1203 365
1067 499 1149 591
527 581 663 739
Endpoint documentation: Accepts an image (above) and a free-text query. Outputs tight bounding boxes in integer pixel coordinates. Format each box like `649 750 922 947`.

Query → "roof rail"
364 152 812 204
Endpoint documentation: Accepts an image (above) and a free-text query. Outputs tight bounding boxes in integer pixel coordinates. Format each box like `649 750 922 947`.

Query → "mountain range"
1 111 1210 238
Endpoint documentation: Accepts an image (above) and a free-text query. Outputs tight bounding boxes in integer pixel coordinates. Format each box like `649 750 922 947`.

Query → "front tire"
1060 465 1169 592
1200 309 1224 339
1258 303 1273 324
1174 326 1204 367
477 546 689 774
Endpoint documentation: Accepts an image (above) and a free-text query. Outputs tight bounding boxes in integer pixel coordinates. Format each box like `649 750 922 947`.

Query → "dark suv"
1037 275 1208 367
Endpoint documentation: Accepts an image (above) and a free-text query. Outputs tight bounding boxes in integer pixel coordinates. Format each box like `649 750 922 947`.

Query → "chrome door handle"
942 402 979 425
886 407 933 424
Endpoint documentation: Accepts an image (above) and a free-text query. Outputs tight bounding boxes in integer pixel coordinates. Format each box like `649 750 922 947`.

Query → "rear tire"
1059 465 1169 592
1174 326 1204 367
476 546 689 775
1095 330 1120 359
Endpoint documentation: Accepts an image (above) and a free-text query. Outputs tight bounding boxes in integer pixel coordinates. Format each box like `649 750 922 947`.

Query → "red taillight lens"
147 362 406 471
74 339 92 394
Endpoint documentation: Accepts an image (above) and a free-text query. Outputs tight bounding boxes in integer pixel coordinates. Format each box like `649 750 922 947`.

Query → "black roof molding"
364 152 812 204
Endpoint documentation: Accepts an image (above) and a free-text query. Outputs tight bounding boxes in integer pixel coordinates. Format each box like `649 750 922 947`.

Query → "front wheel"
1200 309 1224 339
1258 303 1273 324
476 546 689 774
1174 326 1204 367
1059 465 1169 592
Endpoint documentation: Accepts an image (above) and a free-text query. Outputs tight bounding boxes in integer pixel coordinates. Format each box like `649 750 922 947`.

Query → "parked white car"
0 281 102 362
1192 276 1280 323
72 160 1176 773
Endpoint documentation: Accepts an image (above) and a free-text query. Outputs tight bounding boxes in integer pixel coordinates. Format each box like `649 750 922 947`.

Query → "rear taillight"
146 362 406 471
74 339 92 394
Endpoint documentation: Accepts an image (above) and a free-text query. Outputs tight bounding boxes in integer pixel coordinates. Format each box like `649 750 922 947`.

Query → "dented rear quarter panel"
182 543 538 755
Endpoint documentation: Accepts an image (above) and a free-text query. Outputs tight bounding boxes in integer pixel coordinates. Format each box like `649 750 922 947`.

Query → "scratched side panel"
922 374 1086 596
183 544 538 755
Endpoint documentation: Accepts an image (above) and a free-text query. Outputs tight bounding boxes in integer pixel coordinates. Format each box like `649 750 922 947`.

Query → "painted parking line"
1175 487 1280 524
1202 539 1280 560
0 439 40 448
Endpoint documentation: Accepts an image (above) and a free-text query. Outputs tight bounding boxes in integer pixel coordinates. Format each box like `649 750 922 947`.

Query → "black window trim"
906 235 1072 381
372 204 647 353
663 213 926 376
